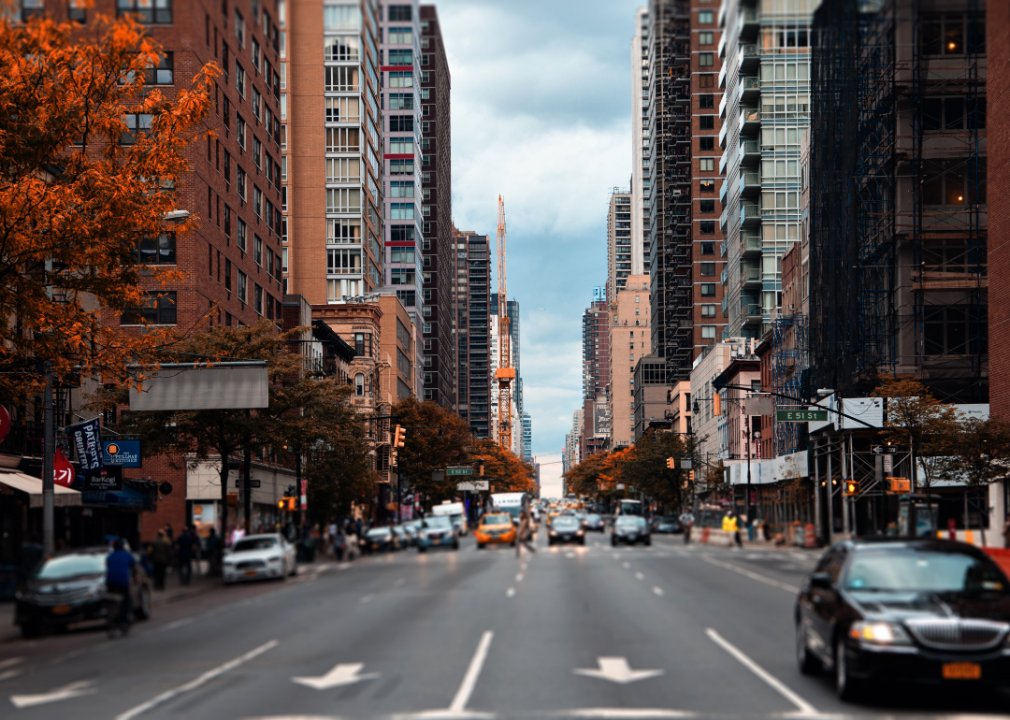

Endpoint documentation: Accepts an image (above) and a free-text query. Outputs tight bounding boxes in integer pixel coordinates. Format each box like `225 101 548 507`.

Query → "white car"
222 534 297 584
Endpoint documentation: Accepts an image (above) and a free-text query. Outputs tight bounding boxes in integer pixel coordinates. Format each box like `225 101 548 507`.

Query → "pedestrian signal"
393 424 406 448
277 499 285 510
886 477 910 494
689 470 695 482
666 457 675 470
713 393 722 416
843 480 860 496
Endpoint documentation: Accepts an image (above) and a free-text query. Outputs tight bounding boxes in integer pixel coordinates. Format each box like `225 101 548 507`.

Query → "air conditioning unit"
672 189 682 196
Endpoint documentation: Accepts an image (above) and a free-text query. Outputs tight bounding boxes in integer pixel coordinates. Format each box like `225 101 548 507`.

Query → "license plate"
942 662 981 680
245 570 258 577
52 605 72 615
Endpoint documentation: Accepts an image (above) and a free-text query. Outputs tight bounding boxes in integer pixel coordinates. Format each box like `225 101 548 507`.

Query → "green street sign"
776 409 828 423
446 467 473 476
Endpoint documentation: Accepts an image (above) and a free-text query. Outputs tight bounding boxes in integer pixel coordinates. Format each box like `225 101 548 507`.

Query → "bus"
617 499 643 516
490 492 527 521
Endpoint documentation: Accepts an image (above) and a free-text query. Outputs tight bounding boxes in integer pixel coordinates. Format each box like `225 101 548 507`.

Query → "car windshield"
844 548 1008 594
553 517 579 528
585 514 601 522
233 538 278 552
482 514 511 525
366 528 391 537
35 554 106 579
424 517 453 529
616 517 644 528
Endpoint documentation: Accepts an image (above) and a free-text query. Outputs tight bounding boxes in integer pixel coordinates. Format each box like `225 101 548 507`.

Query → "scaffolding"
810 0 987 402
771 314 808 456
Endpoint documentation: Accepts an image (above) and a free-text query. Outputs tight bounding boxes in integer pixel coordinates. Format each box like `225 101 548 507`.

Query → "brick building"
989 0 1009 420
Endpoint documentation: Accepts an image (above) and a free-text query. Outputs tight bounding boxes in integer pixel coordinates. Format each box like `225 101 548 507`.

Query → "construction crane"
495 195 514 452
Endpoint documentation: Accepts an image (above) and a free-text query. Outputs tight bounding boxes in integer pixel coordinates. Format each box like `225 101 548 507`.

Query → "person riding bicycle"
106 539 135 631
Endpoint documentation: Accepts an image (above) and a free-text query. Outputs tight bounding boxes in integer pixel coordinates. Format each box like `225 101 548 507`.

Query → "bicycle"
103 591 131 638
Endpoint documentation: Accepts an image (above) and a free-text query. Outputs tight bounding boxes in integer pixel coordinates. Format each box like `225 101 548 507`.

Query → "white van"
490 492 527 522
431 501 468 535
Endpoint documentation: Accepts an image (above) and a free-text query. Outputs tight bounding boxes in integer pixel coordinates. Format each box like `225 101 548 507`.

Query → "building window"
701 283 716 296
924 305 986 356
923 96 986 132
921 13 985 56
699 52 713 67
699 74 715 88
117 0 172 23
699 158 715 172
322 4 360 31
326 188 361 213
699 116 714 130
388 26 412 43
390 203 415 220
135 233 176 265
700 181 715 193
388 4 411 21
699 94 714 109
699 223 716 237
700 262 716 277
121 292 177 325
388 137 413 154
699 138 715 152
388 92 413 110
922 158 985 206
388 71 413 88
702 304 717 317
700 200 715 213
388 49 412 66
699 32 714 45
354 373 365 396
701 242 715 255
701 326 717 339
698 10 713 23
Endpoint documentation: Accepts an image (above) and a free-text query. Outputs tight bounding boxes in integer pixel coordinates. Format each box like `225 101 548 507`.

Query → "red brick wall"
989 0 1010 419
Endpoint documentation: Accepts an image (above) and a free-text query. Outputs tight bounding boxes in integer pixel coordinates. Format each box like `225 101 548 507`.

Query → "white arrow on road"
291 663 379 690
573 657 664 684
11 680 96 708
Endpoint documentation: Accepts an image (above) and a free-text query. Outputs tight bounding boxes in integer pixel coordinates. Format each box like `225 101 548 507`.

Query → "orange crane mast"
495 195 514 452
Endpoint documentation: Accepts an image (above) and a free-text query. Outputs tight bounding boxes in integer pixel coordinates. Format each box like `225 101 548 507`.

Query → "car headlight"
85 582 106 600
576 529 584 535
549 530 558 536
849 621 912 645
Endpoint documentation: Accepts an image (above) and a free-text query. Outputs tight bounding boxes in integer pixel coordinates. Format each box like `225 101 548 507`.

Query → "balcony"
719 179 728 204
738 43 760 73
718 64 727 90
719 208 729 233
718 121 728 149
740 201 761 228
741 232 762 256
740 75 761 104
739 171 761 198
718 32 727 59
740 107 761 135
719 152 728 175
719 92 728 119
742 264 762 289
738 7 759 40
740 139 760 164
720 242 728 258
743 302 763 324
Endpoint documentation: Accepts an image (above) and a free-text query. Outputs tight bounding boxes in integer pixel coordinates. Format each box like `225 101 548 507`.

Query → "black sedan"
612 516 651 546
363 527 399 553
796 538 1010 700
548 515 585 546
582 513 606 532
15 548 152 638
651 516 683 534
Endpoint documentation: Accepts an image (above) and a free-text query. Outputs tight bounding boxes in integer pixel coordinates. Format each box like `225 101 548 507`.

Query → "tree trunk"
218 458 230 550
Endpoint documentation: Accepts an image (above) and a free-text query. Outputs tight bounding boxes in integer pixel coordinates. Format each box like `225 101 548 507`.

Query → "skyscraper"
607 189 633 298
455 230 491 439
631 7 650 277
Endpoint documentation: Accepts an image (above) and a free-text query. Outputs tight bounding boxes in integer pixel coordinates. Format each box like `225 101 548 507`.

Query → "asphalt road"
0 530 1008 720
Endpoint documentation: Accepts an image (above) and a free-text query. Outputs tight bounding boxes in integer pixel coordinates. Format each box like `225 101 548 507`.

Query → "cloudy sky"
436 0 641 492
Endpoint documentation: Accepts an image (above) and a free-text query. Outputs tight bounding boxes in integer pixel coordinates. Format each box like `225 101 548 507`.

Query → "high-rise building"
419 5 455 407
609 275 651 448
631 8 650 277
455 230 491 438
646 0 693 383
490 294 522 453
991 0 1010 420
379 1 423 326
721 0 815 338
285 0 384 304
581 295 610 457
692 0 726 353
607 189 634 297
521 411 532 461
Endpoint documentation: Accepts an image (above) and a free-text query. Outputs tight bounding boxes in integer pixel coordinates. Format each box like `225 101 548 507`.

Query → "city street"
0 533 1007 720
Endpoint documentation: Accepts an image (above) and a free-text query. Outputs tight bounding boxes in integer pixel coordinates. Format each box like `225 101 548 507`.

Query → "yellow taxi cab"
475 512 516 549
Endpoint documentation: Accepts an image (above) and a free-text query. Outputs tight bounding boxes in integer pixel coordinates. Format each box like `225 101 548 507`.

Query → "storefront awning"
81 487 152 509
0 471 82 507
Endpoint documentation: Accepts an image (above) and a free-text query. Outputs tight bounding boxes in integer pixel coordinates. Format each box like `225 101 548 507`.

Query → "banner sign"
103 439 142 468
54 448 75 487
84 473 122 492
70 418 104 473
0 406 10 443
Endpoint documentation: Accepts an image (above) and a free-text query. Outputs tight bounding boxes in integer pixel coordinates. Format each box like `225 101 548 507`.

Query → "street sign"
776 409 828 422
871 445 884 455
446 467 473 476
457 480 489 491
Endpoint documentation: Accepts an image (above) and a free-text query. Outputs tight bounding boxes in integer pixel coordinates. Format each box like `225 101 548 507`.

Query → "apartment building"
285 0 383 304
609 275 651 448
581 294 610 456
419 5 455 408
693 0 727 353
631 8 651 277
607 190 634 297
455 230 491 438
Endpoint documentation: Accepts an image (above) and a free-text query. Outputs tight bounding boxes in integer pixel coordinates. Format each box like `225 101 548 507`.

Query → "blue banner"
70 418 104 474
102 439 142 468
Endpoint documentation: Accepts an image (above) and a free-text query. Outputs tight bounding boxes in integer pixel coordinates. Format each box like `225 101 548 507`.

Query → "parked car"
796 538 1010 700
362 527 399 554
582 513 606 532
15 548 152 638
548 515 585 546
402 521 423 546
475 513 516 549
651 516 683 534
612 516 651 546
417 516 459 552
222 534 297 584
391 525 410 549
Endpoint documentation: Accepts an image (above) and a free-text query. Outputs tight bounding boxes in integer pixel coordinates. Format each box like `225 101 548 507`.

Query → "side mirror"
809 572 833 591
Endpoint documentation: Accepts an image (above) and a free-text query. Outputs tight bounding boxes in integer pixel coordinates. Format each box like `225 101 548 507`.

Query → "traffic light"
689 470 695 482
886 477 910 494
277 499 285 510
713 393 722 416
843 480 860 496
478 462 485 477
393 424 406 448
666 457 675 469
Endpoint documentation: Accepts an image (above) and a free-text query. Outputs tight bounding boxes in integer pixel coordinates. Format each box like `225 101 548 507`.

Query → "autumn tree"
0 12 216 402
469 438 537 495
562 452 611 497
877 377 958 491
621 429 689 511
944 417 1010 543
105 322 371 542
391 397 471 499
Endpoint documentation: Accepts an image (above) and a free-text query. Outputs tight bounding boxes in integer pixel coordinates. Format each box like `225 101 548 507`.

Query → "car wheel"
134 587 152 620
611 538 617 547
418 546 427 553
796 623 821 675
835 641 863 701
20 621 41 639
453 541 460 551
289 560 297 576
477 543 485 550
510 540 516 547
579 538 586 546
644 538 652 546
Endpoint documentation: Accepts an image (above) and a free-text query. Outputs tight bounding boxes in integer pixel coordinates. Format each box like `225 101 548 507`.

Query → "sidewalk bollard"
701 526 710 544
804 524 816 549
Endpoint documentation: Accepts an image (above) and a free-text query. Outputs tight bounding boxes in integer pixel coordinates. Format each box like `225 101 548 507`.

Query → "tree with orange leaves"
469 438 537 495
0 11 216 402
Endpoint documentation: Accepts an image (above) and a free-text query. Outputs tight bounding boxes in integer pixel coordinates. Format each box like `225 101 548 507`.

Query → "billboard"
129 363 268 411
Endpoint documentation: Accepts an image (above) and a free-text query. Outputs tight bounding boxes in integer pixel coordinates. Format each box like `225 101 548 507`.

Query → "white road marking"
360 594 376 604
506 587 516 598
565 553 576 559
557 710 693 718
515 573 524 582
622 562 631 569
162 618 194 631
705 629 817 716
634 572 645 581
613 554 620 560
0 670 22 682
0 659 23 670
572 657 664 684
700 556 799 593
114 640 278 720
292 662 379 690
652 587 664 596
10 680 96 709
449 631 494 712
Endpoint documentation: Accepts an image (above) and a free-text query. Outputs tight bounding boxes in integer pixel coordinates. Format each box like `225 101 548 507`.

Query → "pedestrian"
679 509 695 545
164 523 174 542
328 521 337 556
150 530 172 590
205 527 222 576
15 534 43 589
516 507 536 558
175 526 197 585
723 511 742 549
105 539 135 632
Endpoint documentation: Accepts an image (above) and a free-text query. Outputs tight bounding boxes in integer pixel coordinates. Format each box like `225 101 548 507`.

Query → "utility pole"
42 367 55 557
243 449 252 532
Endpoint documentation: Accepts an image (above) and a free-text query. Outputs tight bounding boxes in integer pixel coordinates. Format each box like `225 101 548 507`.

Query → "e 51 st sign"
446 467 472 476
776 409 828 423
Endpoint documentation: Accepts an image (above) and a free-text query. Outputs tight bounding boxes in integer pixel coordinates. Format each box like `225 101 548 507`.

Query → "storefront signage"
103 439 142 468
84 473 123 492
776 410 828 422
54 448 75 487
70 418 104 473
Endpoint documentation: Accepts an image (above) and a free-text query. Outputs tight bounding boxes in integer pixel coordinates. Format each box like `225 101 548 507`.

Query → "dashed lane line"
652 587 664 596
699 556 800 594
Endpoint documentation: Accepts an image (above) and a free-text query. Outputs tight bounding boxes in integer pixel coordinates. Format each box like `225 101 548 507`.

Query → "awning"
0 471 82 507
81 487 152 509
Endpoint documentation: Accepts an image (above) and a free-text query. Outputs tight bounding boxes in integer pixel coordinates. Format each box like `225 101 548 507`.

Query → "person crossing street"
723 510 742 549
679 509 695 544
